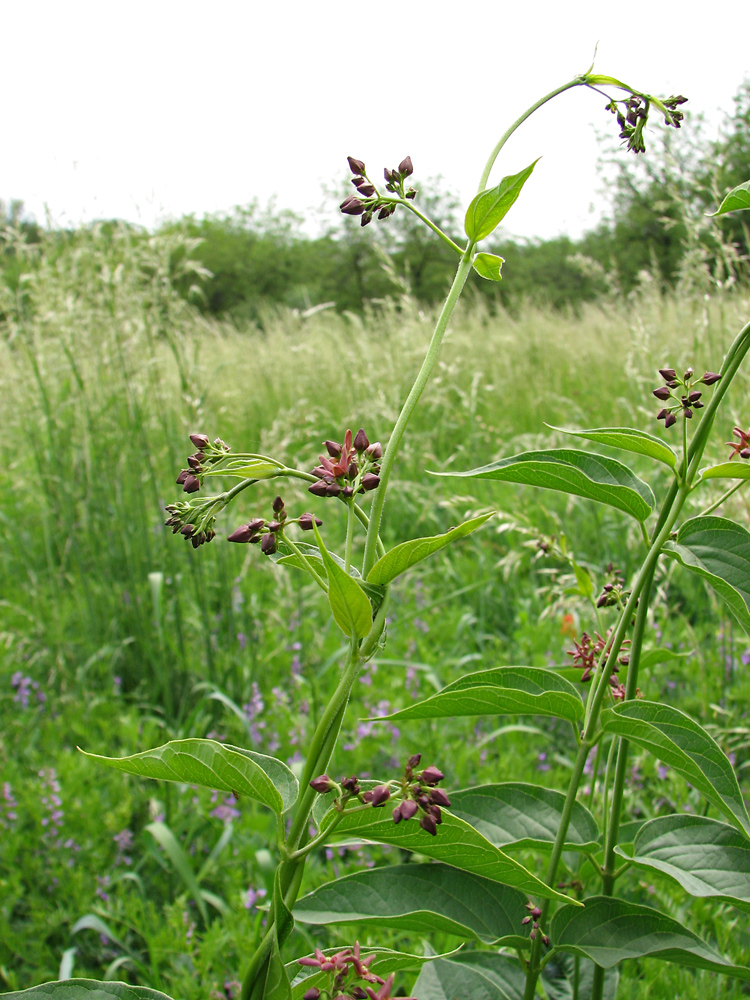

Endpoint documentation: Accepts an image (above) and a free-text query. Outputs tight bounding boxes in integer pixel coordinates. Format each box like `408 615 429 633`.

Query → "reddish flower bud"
303 989 321 1000
261 533 277 555
688 390 702 403
407 753 422 769
353 428 369 452
392 804 402 824
340 196 365 216
247 518 265 532
266 520 281 533
180 524 195 537
742 448 750 459
176 469 189 484
369 784 391 807
399 156 413 177
656 408 668 421
384 167 394 184
429 787 451 807
420 813 437 836
420 765 444 785
341 775 360 794
187 454 202 469
701 372 721 385
273 495 285 513
190 433 210 449
664 413 677 428
366 442 383 460
347 461 358 479
684 367 694 380
399 799 418 821
309 775 335 794
324 440 342 458
228 524 256 543
361 473 380 491
298 512 323 531
308 479 329 497
658 368 677 380
361 212 373 227
326 482 342 497
653 386 672 400
342 485 354 497
358 184 376 197
347 156 366 175
183 474 200 493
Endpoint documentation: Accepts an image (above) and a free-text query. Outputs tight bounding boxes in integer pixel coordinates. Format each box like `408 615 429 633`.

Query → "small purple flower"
243 885 267 910
114 829 133 866
237 632 248 650
211 797 241 822
537 752 550 772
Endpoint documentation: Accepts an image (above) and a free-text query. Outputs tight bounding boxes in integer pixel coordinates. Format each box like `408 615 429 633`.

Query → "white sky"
4 0 749 241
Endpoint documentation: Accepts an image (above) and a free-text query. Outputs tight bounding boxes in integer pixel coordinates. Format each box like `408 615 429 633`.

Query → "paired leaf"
710 179 750 216
699 462 750 481
80 739 298 814
548 425 678 470
412 954 517 1000
366 513 494 585
601 700 750 837
473 252 505 281
323 806 575 903
663 515 750 636
294 862 527 945
551 896 750 979
313 522 372 639
289 947 447 1000
371 666 583 725
0 985 175 1000
275 541 385 604
449 783 599 853
431 449 655 522
464 159 539 241
615 814 750 911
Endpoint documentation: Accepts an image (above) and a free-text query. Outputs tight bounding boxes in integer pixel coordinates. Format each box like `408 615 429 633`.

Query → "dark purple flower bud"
347 156 366 175
369 784 391 807
542 934 550 947
228 524 255 543
358 184 375 197
183 474 200 493
187 454 202 469
303 989 321 1000
311 465 331 479
656 408 668 421
429 787 451 807
688 390 702 403
741 448 750 459
342 485 354 497
361 473 380 491
341 775 360 794
400 799 418 821
309 775 335 794
408 753 422 769
324 440 342 458
353 428 369 452
351 989 368 999
308 480 329 497
378 206 391 220
596 593 608 608
273 495 285 513
384 167 394 184
267 520 282 533
530 906 542 919
684 367 694 380
176 469 189 484
347 461 358 479
658 368 677 380
298 512 323 531
653 386 672 401
261 533 277 555
365 442 383 460
693 401 704 409
326 482 342 497
190 433 210 450
392 804 402 824
521 915 532 925
420 814 437 836
664 412 677 428
180 524 195 537
399 156 413 177
701 372 721 385
684 407 693 418
360 212 373 227
340 196 365 216
421 765 444 785
247 518 265 532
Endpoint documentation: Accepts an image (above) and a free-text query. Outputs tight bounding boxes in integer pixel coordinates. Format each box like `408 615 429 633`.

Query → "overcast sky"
4 0 749 241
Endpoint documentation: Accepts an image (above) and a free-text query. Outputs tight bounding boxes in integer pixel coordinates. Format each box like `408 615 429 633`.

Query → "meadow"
2 222 750 998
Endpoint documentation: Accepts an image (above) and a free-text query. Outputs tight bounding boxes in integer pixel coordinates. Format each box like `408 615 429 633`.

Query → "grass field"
2 223 750 998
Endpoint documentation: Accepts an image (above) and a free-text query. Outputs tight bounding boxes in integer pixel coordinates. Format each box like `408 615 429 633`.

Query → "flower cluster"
309 428 381 500
653 366 720 427
567 630 630 699
227 495 323 556
595 563 626 609
299 942 417 1000
11 671 46 709
340 156 417 227
727 426 750 460
175 433 231 494
605 93 687 154
522 902 549 947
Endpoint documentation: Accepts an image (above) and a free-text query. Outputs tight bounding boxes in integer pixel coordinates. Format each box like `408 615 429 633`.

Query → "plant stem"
344 501 355 574
699 478 748 516
399 201 464 255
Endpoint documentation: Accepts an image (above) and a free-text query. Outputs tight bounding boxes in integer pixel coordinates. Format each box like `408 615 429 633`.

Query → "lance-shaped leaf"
699 462 750 481
366 512 494 585
550 896 750 979
146 821 208 923
710 179 750 216
294 863 528 945
473 252 505 281
0 985 175 1000
600 701 750 838
80 739 298 814
313 522 372 639
264 935 292 1000
449 783 599 853
289 946 452 1000
663 515 750 636
412 954 517 1000
615 814 750 911
202 455 285 479
322 805 574 903
430 449 655 522
548 425 678 470
275 541 385 604
371 667 583 725
465 159 539 241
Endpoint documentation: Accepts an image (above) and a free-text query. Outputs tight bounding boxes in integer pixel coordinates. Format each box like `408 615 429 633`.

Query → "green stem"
344 501 355 574
699 478 748 516
281 534 328 592
399 200 464 255
361 245 476 577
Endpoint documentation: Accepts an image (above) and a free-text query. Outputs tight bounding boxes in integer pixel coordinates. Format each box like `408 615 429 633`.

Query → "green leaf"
289 947 447 1000
663 515 750 636
431 449 655 522
710 179 750 216
313 522 372 639
366 513 494 585
371 666 583 725
294 863 527 945
202 455 285 479
638 647 692 670
600 700 750 837
615 814 750 911
548 425 678 470
542 954 619 1000
699 462 750 481
0 984 175 1000
449 783 599 854
464 159 539 241
146 821 208 924
412 955 516 1000
550 895 750 978
264 935 293 1000
472 252 505 281
80 739 298 815
322 805 575 904
275 541 385 604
